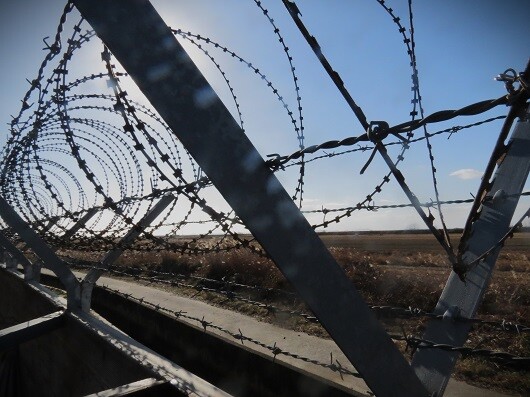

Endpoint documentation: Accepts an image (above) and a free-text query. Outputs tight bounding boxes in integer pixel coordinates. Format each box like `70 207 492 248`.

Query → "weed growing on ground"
57 232 529 394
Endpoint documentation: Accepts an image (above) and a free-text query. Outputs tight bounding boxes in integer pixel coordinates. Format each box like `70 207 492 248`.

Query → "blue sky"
0 0 529 232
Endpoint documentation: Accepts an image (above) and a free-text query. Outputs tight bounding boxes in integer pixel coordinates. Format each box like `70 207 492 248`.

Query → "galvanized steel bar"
18 218 56 254
412 104 530 396
71 1 428 395
83 378 168 397
26 207 101 283
0 310 65 351
81 194 175 311
0 196 81 308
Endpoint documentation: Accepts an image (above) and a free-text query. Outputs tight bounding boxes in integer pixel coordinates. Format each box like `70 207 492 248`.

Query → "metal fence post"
80 194 175 312
14 217 59 281
412 103 530 396
71 2 429 394
0 196 81 309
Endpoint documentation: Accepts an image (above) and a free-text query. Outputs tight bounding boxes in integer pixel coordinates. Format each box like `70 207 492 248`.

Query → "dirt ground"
319 232 529 253
62 231 529 395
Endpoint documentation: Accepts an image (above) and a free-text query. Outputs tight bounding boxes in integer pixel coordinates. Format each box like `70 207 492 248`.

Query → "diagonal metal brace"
411 103 530 396
83 378 167 397
71 1 429 395
25 206 101 283
0 310 66 351
62 206 100 240
0 196 81 309
80 194 175 312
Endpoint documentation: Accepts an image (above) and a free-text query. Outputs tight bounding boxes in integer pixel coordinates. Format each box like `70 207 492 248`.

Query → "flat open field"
320 232 529 318
61 231 529 395
320 232 529 253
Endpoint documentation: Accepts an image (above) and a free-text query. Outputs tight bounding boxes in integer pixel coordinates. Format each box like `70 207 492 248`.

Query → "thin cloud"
450 168 482 180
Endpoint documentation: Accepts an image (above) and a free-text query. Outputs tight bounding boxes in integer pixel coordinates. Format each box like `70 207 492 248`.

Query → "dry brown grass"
60 232 529 395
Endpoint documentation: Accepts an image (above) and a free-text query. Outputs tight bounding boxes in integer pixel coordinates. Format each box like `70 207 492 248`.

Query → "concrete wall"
16 315 158 396
89 284 355 397
0 269 57 329
0 270 174 397
8 270 356 396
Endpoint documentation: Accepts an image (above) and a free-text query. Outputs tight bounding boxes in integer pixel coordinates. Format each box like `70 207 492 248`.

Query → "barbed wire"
0 3 528 389
2 2 522 263
302 191 530 215
9 116 512 241
65 261 530 337
266 96 511 168
29 184 527 237
99 284 362 379
396 335 530 369
460 206 530 273
69 262 317 322
279 0 434 220
99 283 529 370
281 0 369 131
281 115 507 169
404 0 454 257
1 16 268 256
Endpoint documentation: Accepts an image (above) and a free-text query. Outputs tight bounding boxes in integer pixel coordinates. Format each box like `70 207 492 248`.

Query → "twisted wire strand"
65 261 530 337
